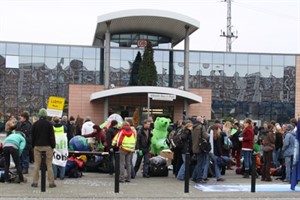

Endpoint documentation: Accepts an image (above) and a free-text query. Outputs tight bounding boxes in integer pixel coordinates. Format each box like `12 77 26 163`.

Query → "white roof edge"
97 9 200 28
90 86 202 103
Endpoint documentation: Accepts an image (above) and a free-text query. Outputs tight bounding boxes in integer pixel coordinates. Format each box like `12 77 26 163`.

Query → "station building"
0 9 299 125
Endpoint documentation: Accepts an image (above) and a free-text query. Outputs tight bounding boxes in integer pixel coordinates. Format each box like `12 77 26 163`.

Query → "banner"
52 133 68 167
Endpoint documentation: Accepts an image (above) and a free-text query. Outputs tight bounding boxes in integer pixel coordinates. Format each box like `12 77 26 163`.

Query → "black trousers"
3 146 24 182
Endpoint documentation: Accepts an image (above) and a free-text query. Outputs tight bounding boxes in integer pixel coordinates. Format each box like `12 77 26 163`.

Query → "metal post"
41 151 46 192
147 95 150 119
114 151 120 193
251 153 256 193
184 153 190 193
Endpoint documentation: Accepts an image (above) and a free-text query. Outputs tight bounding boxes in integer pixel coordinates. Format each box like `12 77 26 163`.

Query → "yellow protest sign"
47 96 65 117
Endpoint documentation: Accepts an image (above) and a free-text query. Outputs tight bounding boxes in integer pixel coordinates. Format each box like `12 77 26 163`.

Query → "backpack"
167 128 184 150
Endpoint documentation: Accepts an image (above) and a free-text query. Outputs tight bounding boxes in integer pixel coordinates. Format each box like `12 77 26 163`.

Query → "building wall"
295 56 300 117
69 84 104 123
188 89 212 119
68 84 211 124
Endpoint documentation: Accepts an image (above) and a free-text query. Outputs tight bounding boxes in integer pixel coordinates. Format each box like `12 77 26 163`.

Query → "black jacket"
16 120 32 149
106 127 119 150
180 128 192 154
135 127 152 152
31 118 56 149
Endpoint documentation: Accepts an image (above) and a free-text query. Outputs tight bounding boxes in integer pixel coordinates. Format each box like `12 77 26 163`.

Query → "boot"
243 170 249 178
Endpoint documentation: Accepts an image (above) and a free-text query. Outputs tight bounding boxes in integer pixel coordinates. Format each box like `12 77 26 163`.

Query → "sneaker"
49 184 56 188
119 179 125 183
217 178 225 182
125 180 130 183
31 183 38 188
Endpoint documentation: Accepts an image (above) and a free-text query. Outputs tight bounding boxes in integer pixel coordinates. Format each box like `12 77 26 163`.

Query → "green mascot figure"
150 117 171 156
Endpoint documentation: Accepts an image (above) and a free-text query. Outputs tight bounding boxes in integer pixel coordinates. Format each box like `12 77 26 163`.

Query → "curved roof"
93 9 200 47
90 86 202 104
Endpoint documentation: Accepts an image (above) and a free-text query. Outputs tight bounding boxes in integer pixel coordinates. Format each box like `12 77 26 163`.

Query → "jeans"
285 156 292 182
243 150 252 170
198 153 209 180
202 155 209 179
134 151 150 176
211 155 222 179
53 164 66 179
272 148 281 168
176 154 186 180
3 146 24 182
21 148 30 170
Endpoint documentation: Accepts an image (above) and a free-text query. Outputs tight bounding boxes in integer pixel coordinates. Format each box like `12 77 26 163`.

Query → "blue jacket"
3 131 26 156
282 130 296 157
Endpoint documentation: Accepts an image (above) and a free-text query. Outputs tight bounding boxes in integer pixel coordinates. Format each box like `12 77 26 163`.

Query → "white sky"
0 0 299 54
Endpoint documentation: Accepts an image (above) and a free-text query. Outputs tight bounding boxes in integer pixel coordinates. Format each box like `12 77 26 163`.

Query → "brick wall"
295 55 300 118
69 85 212 124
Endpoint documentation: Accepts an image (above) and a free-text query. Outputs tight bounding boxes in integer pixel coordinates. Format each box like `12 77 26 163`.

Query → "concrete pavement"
1 165 300 200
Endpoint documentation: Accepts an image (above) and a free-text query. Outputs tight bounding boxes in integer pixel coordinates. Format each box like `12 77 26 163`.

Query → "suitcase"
149 165 169 177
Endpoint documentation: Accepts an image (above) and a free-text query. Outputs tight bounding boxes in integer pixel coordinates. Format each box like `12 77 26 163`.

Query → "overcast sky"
0 0 299 54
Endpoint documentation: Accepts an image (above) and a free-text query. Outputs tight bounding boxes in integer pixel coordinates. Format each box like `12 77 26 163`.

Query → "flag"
291 118 300 190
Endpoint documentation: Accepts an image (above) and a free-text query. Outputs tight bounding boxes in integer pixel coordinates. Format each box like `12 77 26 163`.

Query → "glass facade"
0 41 297 123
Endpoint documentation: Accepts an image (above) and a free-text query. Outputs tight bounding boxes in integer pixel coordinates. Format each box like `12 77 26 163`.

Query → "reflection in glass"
58 46 70 57
224 53 236 65
45 45 58 57
272 55 284 66
32 45 45 57
213 53 224 64
190 52 200 63
0 43 5 54
248 54 259 65
236 53 248 65
260 55 272 65
20 44 32 56
70 47 83 59
6 43 19 55
284 55 296 66
83 47 96 59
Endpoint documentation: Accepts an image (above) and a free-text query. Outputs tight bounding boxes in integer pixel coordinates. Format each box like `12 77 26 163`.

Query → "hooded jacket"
282 130 296 157
112 125 136 152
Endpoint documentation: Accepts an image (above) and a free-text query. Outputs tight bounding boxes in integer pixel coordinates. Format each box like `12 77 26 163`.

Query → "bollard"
40 151 46 192
251 153 257 193
114 151 120 193
184 153 190 193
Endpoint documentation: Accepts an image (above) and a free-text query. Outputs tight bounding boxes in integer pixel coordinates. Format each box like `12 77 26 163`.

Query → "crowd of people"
0 110 299 187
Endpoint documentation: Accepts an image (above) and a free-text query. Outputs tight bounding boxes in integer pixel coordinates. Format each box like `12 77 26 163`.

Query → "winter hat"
38 108 47 118
286 124 294 132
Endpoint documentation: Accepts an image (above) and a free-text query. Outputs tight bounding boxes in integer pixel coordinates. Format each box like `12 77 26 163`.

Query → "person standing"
240 118 254 178
282 124 296 183
261 125 275 181
3 128 26 183
191 116 208 183
105 120 119 175
31 108 56 188
52 116 68 180
176 121 193 180
112 121 136 183
16 111 32 174
134 119 152 178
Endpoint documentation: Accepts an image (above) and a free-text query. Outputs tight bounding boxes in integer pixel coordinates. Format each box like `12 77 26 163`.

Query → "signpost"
147 93 176 118
47 96 65 117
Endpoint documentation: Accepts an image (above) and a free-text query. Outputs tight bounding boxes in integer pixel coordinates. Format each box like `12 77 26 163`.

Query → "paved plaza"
1 164 300 200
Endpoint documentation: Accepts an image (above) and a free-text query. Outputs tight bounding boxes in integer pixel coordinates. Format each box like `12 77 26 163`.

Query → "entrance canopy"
92 9 200 47
90 86 202 104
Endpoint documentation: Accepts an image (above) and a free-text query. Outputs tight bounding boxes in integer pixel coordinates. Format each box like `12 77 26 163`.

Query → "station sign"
148 93 176 101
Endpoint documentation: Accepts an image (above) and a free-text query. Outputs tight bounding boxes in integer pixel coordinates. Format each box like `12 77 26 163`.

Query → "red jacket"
242 125 254 150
